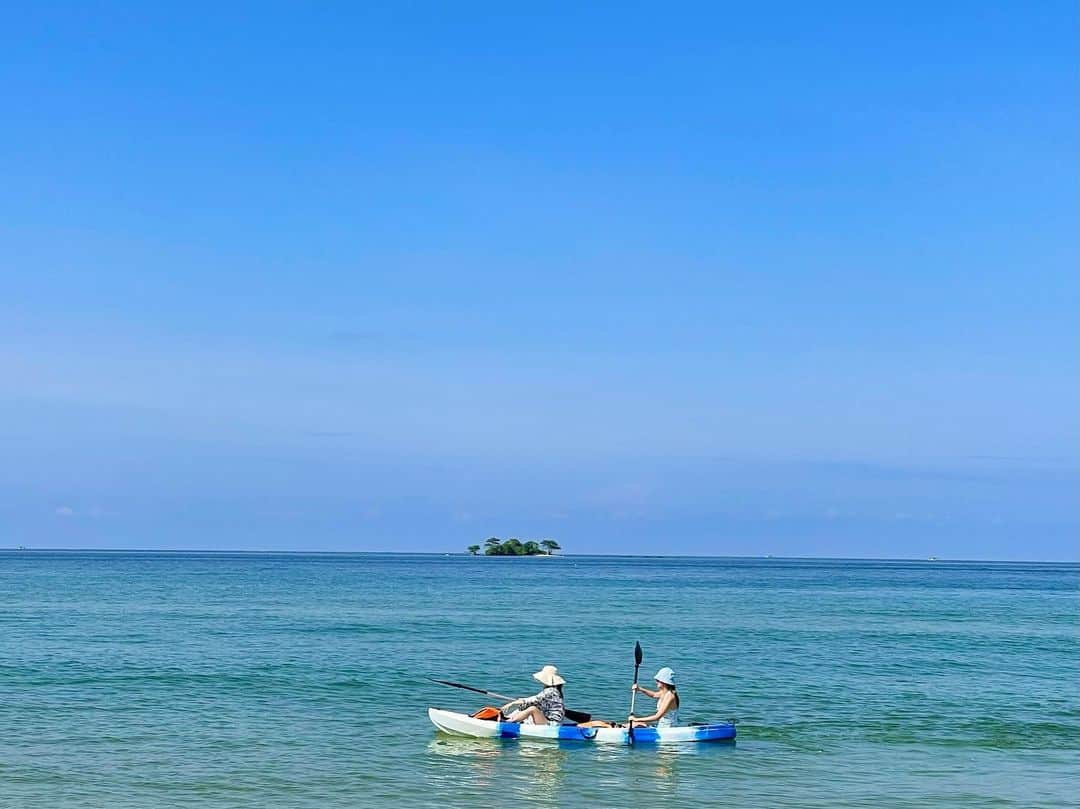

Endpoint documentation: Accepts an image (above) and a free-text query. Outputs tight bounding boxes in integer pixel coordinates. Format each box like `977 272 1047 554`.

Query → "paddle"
429 678 592 723
628 640 643 746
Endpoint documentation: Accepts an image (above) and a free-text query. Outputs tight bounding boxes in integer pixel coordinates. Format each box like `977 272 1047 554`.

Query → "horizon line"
2 548 1077 564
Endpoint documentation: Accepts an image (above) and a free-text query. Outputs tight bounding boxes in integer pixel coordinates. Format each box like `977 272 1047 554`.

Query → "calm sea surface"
1 552 1077 807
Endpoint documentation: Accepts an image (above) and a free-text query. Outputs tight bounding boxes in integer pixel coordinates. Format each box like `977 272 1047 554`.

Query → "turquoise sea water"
1 552 1077 807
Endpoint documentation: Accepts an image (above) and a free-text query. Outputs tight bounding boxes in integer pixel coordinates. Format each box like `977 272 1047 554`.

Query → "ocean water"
1 552 1077 807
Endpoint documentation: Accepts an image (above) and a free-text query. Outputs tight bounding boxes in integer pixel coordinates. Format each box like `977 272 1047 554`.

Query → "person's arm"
503 689 543 712
499 695 526 713
631 684 660 699
628 691 675 724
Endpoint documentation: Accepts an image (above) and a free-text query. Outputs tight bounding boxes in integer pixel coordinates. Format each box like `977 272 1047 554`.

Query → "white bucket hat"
532 665 566 687
654 666 676 686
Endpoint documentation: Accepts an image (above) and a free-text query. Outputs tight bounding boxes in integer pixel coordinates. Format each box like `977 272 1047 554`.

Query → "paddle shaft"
628 641 643 745
430 679 511 701
429 678 591 723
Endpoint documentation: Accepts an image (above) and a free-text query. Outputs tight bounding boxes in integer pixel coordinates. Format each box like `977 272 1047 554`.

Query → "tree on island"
503 538 525 556
474 537 563 556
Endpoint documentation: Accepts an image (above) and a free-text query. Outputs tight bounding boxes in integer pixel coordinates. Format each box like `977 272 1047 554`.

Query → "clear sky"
2 2 1076 559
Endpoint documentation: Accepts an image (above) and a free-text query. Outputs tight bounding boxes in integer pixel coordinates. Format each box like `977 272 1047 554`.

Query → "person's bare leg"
524 706 549 725
508 706 548 725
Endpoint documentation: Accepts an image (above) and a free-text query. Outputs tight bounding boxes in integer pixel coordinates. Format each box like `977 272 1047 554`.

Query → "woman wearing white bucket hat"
499 665 567 725
628 666 680 727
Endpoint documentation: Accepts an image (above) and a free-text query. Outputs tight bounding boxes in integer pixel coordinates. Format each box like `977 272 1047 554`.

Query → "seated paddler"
499 665 566 725
628 666 680 727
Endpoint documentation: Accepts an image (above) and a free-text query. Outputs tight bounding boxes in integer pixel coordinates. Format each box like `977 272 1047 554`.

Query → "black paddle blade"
634 641 643 666
565 708 591 723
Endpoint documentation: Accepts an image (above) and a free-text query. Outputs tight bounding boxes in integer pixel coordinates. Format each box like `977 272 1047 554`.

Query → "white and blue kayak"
428 708 735 744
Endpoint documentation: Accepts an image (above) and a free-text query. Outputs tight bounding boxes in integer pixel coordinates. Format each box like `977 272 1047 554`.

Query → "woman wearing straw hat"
499 665 566 725
628 666 680 727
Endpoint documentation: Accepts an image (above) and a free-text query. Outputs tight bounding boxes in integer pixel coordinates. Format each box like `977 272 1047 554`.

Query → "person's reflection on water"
516 741 570 801
426 736 505 791
426 736 568 800
652 742 687 780
652 737 735 784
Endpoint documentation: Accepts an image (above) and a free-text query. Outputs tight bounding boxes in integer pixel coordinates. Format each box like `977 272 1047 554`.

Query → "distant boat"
927 556 939 561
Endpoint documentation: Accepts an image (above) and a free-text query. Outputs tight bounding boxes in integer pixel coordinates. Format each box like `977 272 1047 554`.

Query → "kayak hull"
428 708 735 744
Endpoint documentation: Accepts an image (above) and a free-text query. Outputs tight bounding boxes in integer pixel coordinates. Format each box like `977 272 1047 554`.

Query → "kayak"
428 708 735 744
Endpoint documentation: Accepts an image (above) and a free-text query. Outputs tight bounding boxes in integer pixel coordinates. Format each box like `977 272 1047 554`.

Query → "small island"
467 537 561 556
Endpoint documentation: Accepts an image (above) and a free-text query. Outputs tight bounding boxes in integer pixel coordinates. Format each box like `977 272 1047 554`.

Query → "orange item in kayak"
470 706 501 720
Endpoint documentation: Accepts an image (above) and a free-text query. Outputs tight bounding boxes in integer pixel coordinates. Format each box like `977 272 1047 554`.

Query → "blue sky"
2 2 1076 558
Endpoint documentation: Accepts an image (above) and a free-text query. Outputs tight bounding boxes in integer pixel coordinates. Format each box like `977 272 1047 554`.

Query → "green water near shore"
1 552 1077 806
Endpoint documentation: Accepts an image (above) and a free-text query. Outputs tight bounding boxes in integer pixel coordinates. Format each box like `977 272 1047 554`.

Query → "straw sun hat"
532 665 566 687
